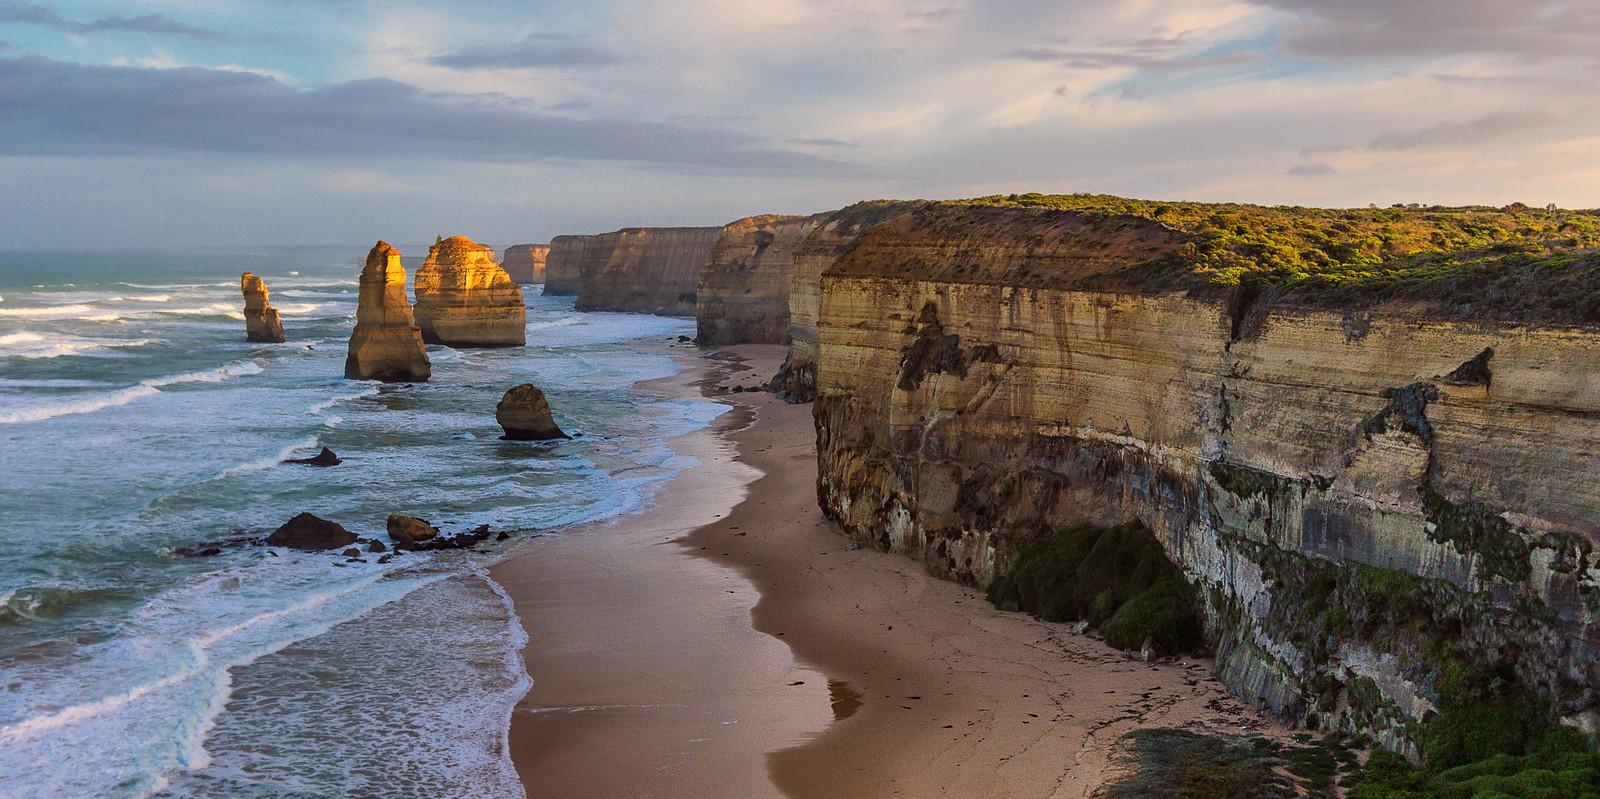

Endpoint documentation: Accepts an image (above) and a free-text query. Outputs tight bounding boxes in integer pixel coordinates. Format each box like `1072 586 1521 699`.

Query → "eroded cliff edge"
695 213 824 346
813 197 1600 750
573 227 721 316
543 235 588 296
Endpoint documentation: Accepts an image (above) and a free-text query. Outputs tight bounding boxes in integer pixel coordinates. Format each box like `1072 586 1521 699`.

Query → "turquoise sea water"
0 248 721 798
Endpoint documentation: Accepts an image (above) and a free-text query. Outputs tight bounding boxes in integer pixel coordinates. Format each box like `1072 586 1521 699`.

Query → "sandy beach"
493 344 1274 798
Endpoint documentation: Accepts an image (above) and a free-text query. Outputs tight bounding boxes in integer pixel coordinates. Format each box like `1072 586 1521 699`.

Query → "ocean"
0 248 723 798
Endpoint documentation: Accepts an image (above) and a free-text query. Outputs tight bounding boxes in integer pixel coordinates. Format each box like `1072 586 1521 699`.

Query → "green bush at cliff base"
1347 718 1600 798
984 521 1201 655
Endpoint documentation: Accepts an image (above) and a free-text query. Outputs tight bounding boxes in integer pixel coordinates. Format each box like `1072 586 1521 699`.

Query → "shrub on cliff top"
985 521 1201 655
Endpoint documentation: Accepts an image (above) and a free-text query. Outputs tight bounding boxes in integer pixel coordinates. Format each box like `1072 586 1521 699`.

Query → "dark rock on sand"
283 447 342 467
387 514 439 549
267 512 357 551
496 384 570 441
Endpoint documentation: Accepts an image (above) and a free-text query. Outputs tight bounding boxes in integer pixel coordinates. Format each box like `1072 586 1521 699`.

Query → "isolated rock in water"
387 514 439 549
283 447 341 467
496 384 569 440
413 236 526 347
241 272 286 343
344 241 432 382
501 243 550 285
267 512 357 551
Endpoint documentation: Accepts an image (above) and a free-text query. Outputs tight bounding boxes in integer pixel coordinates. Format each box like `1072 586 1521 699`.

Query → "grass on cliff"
985 521 1201 656
957 193 1600 324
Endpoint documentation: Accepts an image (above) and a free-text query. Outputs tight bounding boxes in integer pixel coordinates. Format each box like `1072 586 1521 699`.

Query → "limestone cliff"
772 201 924 401
344 241 431 382
240 272 285 343
501 244 550 285
695 213 826 346
812 199 1600 750
543 235 588 296
573 227 722 316
413 236 527 347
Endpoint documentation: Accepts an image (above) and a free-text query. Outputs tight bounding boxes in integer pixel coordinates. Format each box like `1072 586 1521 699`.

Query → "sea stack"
501 243 550 285
496 384 569 440
344 241 432 382
413 236 527 347
240 272 286 343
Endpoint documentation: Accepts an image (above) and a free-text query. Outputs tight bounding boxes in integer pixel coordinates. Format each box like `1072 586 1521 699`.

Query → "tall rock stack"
413 236 527 347
240 272 286 343
344 241 431 382
543 235 588 296
696 213 826 346
502 244 550 285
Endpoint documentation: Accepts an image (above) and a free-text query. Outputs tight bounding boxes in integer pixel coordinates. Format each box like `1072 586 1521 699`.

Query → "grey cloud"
1010 45 1258 72
1249 0 1600 61
0 1 225 39
1286 161 1336 176
0 56 852 176
429 33 618 70
1367 110 1561 151
905 8 959 23
789 137 858 148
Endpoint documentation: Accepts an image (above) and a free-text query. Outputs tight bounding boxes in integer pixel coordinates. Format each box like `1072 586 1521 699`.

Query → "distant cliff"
543 236 588 296
573 227 722 316
695 213 826 346
502 244 549 285
812 197 1600 750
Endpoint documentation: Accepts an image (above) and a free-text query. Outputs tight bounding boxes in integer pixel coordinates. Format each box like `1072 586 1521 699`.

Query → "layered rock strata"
496 383 569 440
543 235 588 296
772 200 924 401
413 236 527 347
695 213 825 346
344 241 432 383
573 227 722 316
240 272 285 343
502 243 550 285
812 201 1600 750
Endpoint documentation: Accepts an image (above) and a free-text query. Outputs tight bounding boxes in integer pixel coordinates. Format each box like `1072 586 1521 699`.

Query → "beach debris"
283 447 342 467
496 383 570 441
267 512 357 551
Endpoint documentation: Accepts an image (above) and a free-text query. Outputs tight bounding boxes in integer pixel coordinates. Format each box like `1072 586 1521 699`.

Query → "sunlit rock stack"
695 213 827 346
573 227 722 316
412 235 527 347
496 383 569 441
542 235 588 296
240 272 285 343
343 241 431 383
501 243 550 285
810 196 1600 751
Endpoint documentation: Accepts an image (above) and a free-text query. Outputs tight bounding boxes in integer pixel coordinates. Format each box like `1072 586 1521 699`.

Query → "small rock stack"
241 272 286 343
496 384 569 440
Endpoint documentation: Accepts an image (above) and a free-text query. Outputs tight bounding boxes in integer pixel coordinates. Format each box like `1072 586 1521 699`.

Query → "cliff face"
772 201 924 401
501 244 550 285
413 236 527 347
695 214 825 346
345 241 431 382
240 272 285 343
543 235 587 296
573 227 722 316
813 203 1600 749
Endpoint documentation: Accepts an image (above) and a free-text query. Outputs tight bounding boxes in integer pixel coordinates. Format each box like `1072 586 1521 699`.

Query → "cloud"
1008 44 1259 72
789 137 858 148
0 1 225 39
428 33 620 70
1248 0 1600 61
1286 160 1335 176
0 55 851 176
1366 110 1561 151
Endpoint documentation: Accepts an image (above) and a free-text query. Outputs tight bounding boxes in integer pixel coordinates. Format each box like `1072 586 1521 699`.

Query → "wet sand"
495 343 1273 798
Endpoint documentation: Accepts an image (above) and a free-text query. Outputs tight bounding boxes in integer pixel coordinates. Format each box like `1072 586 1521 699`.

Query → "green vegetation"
985 521 1201 655
1348 724 1600 798
1099 729 1359 798
956 193 1600 324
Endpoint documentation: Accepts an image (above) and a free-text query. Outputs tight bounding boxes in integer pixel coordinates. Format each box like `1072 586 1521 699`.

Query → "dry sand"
494 343 1275 798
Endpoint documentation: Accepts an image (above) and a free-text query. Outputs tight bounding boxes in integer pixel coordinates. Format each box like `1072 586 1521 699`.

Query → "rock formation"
496 383 569 440
240 272 285 343
502 243 550 285
283 447 341 467
543 235 589 296
572 227 722 316
344 241 432 382
695 213 827 346
387 514 438 549
267 512 356 550
413 236 527 347
772 200 923 401
811 197 1600 753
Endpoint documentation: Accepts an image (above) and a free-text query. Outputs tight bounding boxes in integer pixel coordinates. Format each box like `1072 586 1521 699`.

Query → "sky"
1 0 1597 250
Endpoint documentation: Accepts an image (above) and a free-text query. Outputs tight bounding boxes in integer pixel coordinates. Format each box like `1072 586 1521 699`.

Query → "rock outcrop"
495 383 569 440
267 512 356 550
502 243 550 285
283 447 341 467
543 235 588 296
412 236 527 347
344 241 432 382
573 227 722 316
240 272 285 343
772 200 923 401
812 198 1600 752
695 213 827 346
387 514 438 549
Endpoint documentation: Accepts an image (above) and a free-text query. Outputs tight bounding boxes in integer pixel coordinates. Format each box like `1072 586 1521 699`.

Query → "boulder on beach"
283 447 341 467
496 384 569 441
387 514 439 549
241 272 286 343
344 241 432 383
266 512 357 551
